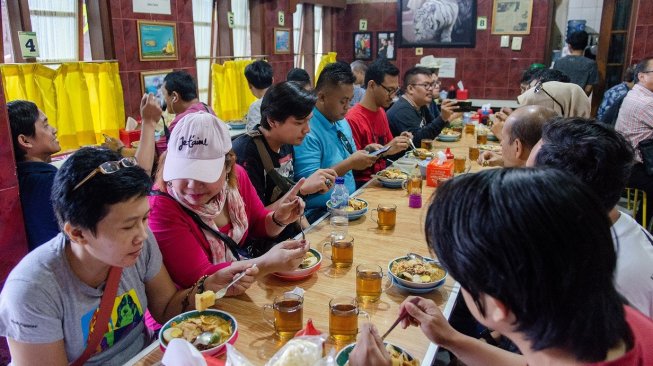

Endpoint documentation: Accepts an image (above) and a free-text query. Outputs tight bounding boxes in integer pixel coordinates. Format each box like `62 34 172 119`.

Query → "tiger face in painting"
413 0 460 43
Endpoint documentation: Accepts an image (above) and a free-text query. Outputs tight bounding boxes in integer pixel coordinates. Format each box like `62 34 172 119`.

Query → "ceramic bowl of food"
387 256 447 289
228 121 247 130
436 128 462 142
408 148 434 160
159 309 238 356
272 248 322 280
375 168 408 188
327 198 368 220
336 342 419 366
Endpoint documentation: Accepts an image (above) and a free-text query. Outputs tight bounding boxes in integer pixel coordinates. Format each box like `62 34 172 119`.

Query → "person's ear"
63 222 89 245
316 90 327 104
514 138 527 161
483 294 511 324
171 92 179 103
267 117 276 128
17 134 33 149
367 80 376 90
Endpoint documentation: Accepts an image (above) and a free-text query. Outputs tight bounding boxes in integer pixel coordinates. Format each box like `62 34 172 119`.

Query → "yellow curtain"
315 52 337 85
0 62 124 150
211 59 257 121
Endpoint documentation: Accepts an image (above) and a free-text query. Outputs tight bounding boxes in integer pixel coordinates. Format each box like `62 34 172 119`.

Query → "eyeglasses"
641 70 653 74
73 157 138 191
336 130 354 154
410 83 436 90
378 84 399 96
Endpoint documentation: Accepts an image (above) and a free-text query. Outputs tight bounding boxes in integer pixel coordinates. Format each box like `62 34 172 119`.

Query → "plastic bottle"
445 148 454 160
329 177 349 240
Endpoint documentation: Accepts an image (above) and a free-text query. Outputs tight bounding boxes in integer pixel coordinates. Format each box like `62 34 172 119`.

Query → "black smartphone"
454 101 474 112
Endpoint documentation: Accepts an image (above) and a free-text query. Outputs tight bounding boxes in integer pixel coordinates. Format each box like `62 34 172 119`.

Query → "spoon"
407 252 436 262
215 263 257 299
193 331 214 346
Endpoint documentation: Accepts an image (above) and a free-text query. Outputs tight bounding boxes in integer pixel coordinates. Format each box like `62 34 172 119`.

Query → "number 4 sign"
18 31 40 58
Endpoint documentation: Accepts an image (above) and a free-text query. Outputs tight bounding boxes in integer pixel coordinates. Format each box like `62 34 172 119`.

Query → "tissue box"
119 128 141 147
457 89 469 100
426 159 453 187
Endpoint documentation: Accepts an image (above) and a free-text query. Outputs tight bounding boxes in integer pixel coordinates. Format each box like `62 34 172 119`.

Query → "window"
231 0 250 58
293 4 304 68
28 0 78 63
193 0 213 103
1 0 14 63
314 5 323 76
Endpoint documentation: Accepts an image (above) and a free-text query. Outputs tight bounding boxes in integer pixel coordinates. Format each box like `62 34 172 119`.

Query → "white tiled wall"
567 0 603 33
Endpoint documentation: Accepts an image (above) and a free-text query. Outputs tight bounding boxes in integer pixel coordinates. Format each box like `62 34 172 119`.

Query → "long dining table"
126 130 496 366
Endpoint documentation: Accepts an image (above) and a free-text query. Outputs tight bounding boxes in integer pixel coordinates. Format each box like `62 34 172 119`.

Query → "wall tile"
0 186 29 286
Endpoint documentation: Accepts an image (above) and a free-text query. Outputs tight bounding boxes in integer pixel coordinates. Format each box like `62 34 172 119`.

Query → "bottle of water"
329 177 349 240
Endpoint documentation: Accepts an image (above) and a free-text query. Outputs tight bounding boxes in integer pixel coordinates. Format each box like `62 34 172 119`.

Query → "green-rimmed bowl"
159 309 238 356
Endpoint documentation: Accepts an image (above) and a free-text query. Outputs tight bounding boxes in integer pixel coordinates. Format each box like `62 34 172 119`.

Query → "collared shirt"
598 82 629 121
615 84 653 162
294 108 356 217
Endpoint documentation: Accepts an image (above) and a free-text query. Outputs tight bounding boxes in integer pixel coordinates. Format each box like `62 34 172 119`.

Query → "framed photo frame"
140 69 173 95
274 28 291 54
491 0 533 35
137 20 178 61
376 32 396 60
397 0 477 48
353 32 373 60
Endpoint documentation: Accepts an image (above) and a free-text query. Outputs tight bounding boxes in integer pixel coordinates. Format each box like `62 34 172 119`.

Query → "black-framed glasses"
641 70 653 74
410 83 436 90
73 157 138 191
379 84 399 96
336 130 354 154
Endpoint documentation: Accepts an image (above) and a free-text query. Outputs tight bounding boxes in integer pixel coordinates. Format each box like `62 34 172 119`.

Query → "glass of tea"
454 156 467 174
476 130 488 145
420 139 434 151
322 235 354 268
469 146 480 161
371 203 397 230
328 296 369 344
356 264 391 303
401 176 423 195
262 293 303 340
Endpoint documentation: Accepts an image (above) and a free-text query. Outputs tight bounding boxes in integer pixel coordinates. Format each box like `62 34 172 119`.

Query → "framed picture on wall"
377 32 396 60
397 0 477 48
137 20 178 61
140 69 173 95
491 0 533 35
274 28 291 54
353 32 373 60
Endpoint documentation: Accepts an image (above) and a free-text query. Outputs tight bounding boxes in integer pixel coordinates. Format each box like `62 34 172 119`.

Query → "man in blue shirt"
294 62 378 222
597 65 635 123
9 100 61 250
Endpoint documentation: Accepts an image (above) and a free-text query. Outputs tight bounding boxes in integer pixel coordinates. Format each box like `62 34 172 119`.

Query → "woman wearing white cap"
148 112 309 295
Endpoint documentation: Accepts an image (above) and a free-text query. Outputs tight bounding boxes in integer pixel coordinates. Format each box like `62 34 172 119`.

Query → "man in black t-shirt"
233 82 337 210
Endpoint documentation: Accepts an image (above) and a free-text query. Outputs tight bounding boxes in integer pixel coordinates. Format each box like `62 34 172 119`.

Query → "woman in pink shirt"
148 112 309 291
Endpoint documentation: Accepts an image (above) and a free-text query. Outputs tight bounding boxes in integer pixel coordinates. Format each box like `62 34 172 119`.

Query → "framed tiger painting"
397 0 477 48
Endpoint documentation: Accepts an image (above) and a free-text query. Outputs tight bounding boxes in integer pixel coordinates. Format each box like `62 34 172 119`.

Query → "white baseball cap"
163 111 232 183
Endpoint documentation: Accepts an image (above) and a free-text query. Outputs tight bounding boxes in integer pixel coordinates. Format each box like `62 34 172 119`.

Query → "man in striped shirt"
615 57 653 223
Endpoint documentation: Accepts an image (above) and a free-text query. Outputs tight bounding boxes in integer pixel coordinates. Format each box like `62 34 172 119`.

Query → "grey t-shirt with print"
0 231 162 365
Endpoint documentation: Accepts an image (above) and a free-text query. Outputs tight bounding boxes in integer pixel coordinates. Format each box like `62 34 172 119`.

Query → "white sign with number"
278 11 285 26
133 0 171 15
227 12 235 28
18 31 39 58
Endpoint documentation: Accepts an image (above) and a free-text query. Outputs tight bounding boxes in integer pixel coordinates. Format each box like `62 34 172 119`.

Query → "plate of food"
159 309 238 356
487 132 499 141
327 198 368 220
408 148 434 160
477 144 501 153
272 248 322 280
375 168 408 188
336 342 419 366
436 128 462 142
388 256 447 289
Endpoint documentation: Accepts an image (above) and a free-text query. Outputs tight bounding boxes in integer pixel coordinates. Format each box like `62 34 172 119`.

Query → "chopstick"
381 298 420 340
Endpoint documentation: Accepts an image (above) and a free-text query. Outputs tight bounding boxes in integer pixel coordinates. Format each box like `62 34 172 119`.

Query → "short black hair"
623 64 636 83
427 168 627 362
402 66 432 89
531 68 571 83
315 61 356 92
566 30 589 51
260 82 317 130
635 57 653 83
8 100 40 162
535 118 634 211
163 71 198 101
286 68 311 89
244 60 273 90
364 58 400 87
51 147 151 235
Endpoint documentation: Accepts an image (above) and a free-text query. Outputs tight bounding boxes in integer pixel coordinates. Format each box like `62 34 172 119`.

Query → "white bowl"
387 256 447 289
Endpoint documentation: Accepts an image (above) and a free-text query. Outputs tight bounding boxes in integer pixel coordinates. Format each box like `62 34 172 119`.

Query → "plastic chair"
625 188 647 229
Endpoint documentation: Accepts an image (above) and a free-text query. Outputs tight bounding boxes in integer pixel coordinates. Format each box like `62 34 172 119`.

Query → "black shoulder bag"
638 138 653 176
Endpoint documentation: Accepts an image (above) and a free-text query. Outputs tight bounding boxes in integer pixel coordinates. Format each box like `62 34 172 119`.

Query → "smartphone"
454 101 475 112
369 145 391 157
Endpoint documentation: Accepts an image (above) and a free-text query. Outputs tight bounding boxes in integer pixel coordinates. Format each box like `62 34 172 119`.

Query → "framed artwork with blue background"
137 20 178 61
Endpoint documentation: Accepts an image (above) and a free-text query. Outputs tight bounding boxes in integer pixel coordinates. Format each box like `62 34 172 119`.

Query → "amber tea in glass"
322 236 354 268
454 156 466 173
329 296 368 343
373 204 397 230
356 264 383 303
469 146 480 161
263 293 303 339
